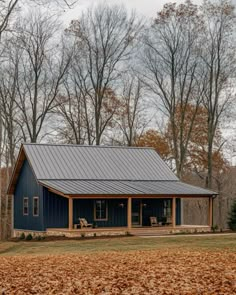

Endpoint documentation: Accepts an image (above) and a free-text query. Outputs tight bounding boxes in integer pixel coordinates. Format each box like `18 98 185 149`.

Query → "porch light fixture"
118 203 124 208
142 203 147 208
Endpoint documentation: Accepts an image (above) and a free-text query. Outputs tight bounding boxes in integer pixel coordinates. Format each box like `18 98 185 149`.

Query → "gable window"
33 197 39 216
94 200 108 221
23 198 28 216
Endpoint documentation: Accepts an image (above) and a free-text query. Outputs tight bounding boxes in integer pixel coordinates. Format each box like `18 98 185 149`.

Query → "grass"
0 234 236 256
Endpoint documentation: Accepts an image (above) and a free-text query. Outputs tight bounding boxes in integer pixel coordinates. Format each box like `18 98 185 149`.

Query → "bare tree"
56 74 93 144
141 1 203 178
67 4 143 145
0 41 23 165
0 0 77 39
116 74 148 146
199 0 236 188
14 12 71 143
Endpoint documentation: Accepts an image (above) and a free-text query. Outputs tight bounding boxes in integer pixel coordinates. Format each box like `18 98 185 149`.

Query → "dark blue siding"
142 199 165 226
176 198 181 225
73 199 127 227
14 160 44 231
142 198 181 226
44 189 68 228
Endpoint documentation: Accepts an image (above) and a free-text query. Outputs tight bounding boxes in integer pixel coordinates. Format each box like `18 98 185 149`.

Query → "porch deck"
46 225 211 238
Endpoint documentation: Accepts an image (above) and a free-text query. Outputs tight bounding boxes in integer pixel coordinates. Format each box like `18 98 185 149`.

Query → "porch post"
69 198 73 230
172 197 176 227
208 196 213 228
127 197 132 230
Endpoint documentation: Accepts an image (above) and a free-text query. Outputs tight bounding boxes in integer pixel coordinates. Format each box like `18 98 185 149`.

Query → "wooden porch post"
209 196 213 228
127 197 132 230
172 197 176 228
69 198 73 230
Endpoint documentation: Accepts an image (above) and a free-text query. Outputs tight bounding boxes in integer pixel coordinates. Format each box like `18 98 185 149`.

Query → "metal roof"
7 144 216 196
40 180 215 196
23 144 178 181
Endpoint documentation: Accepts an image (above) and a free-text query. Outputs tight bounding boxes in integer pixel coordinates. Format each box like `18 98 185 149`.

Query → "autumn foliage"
137 130 171 161
137 104 228 177
0 249 236 294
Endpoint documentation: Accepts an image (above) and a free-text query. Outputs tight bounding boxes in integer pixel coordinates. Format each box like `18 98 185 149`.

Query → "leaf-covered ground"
0 249 236 294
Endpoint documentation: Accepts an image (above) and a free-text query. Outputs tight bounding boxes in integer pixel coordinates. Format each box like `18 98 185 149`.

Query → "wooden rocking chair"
150 216 159 227
79 218 92 228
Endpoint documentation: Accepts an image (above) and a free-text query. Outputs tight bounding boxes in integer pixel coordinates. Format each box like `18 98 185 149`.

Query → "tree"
228 200 236 231
142 0 203 178
0 0 77 43
14 12 71 143
137 129 171 161
199 0 236 188
67 4 143 145
0 40 22 166
165 103 228 179
55 72 92 145
116 74 147 146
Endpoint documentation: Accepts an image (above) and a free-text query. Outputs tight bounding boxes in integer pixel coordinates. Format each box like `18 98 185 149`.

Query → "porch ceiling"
39 180 216 197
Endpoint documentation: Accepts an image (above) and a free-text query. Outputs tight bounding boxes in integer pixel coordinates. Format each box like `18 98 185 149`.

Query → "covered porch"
46 194 214 234
42 178 216 236
67 196 183 230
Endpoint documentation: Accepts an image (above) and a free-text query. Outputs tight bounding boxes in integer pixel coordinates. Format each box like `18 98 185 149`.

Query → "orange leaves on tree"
137 129 171 161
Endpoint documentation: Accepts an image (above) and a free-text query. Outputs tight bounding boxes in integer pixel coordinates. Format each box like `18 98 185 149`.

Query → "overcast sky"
64 0 205 24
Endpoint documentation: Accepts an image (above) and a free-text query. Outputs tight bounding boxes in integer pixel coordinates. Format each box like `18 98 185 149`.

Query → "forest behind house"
0 0 236 239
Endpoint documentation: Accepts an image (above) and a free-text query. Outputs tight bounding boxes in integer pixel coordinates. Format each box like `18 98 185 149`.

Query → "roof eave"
7 144 39 195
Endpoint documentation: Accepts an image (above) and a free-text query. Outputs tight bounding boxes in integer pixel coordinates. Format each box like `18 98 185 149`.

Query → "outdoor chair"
150 216 160 227
79 218 92 228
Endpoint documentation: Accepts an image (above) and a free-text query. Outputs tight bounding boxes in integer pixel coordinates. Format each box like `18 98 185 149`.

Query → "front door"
132 199 142 226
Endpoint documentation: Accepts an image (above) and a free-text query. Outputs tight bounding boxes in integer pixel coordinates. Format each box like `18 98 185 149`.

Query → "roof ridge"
39 179 180 182
22 143 155 150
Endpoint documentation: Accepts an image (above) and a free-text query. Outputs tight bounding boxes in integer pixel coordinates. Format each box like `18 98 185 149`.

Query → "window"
23 198 28 215
164 200 171 217
94 200 108 221
33 197 39 216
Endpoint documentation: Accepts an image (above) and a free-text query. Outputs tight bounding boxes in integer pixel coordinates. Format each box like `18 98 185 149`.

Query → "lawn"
0 235 236 294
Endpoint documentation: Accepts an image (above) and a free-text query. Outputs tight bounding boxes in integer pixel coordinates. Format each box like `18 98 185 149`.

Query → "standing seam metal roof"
23 144 178 181
19 144 216 196
39 180 215 196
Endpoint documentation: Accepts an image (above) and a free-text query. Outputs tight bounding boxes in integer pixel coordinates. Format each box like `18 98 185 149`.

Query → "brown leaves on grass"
0 249 236 294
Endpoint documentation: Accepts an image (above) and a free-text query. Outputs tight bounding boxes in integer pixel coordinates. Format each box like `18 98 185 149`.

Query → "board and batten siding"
43 189 69 228
14 160 44 231
73 199 128 227
141 198 181 226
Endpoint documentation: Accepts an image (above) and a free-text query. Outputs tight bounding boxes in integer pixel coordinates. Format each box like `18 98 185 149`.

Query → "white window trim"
23 197 29 216
94 200 108 221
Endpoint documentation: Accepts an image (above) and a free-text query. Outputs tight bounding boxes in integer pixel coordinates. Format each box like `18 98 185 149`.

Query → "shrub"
36 235 42 241
93 233 97 237
19 232 25 240
211 225 218 233
81 233 85 238
228 200 236 231
25 233 33 241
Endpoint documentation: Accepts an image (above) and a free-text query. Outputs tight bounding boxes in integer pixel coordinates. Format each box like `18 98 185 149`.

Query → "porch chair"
150 216 159 227
166 216 172 226
79 218 92 228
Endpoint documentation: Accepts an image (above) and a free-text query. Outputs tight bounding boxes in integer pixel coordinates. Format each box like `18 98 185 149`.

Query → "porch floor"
46 225 211 237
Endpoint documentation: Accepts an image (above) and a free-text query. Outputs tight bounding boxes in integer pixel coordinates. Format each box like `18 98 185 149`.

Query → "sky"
64 0 204 23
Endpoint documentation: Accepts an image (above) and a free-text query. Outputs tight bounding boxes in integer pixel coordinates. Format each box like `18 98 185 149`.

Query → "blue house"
8 144 216 237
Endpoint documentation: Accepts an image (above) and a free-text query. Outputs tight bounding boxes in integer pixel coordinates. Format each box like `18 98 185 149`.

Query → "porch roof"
39 179 216 197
